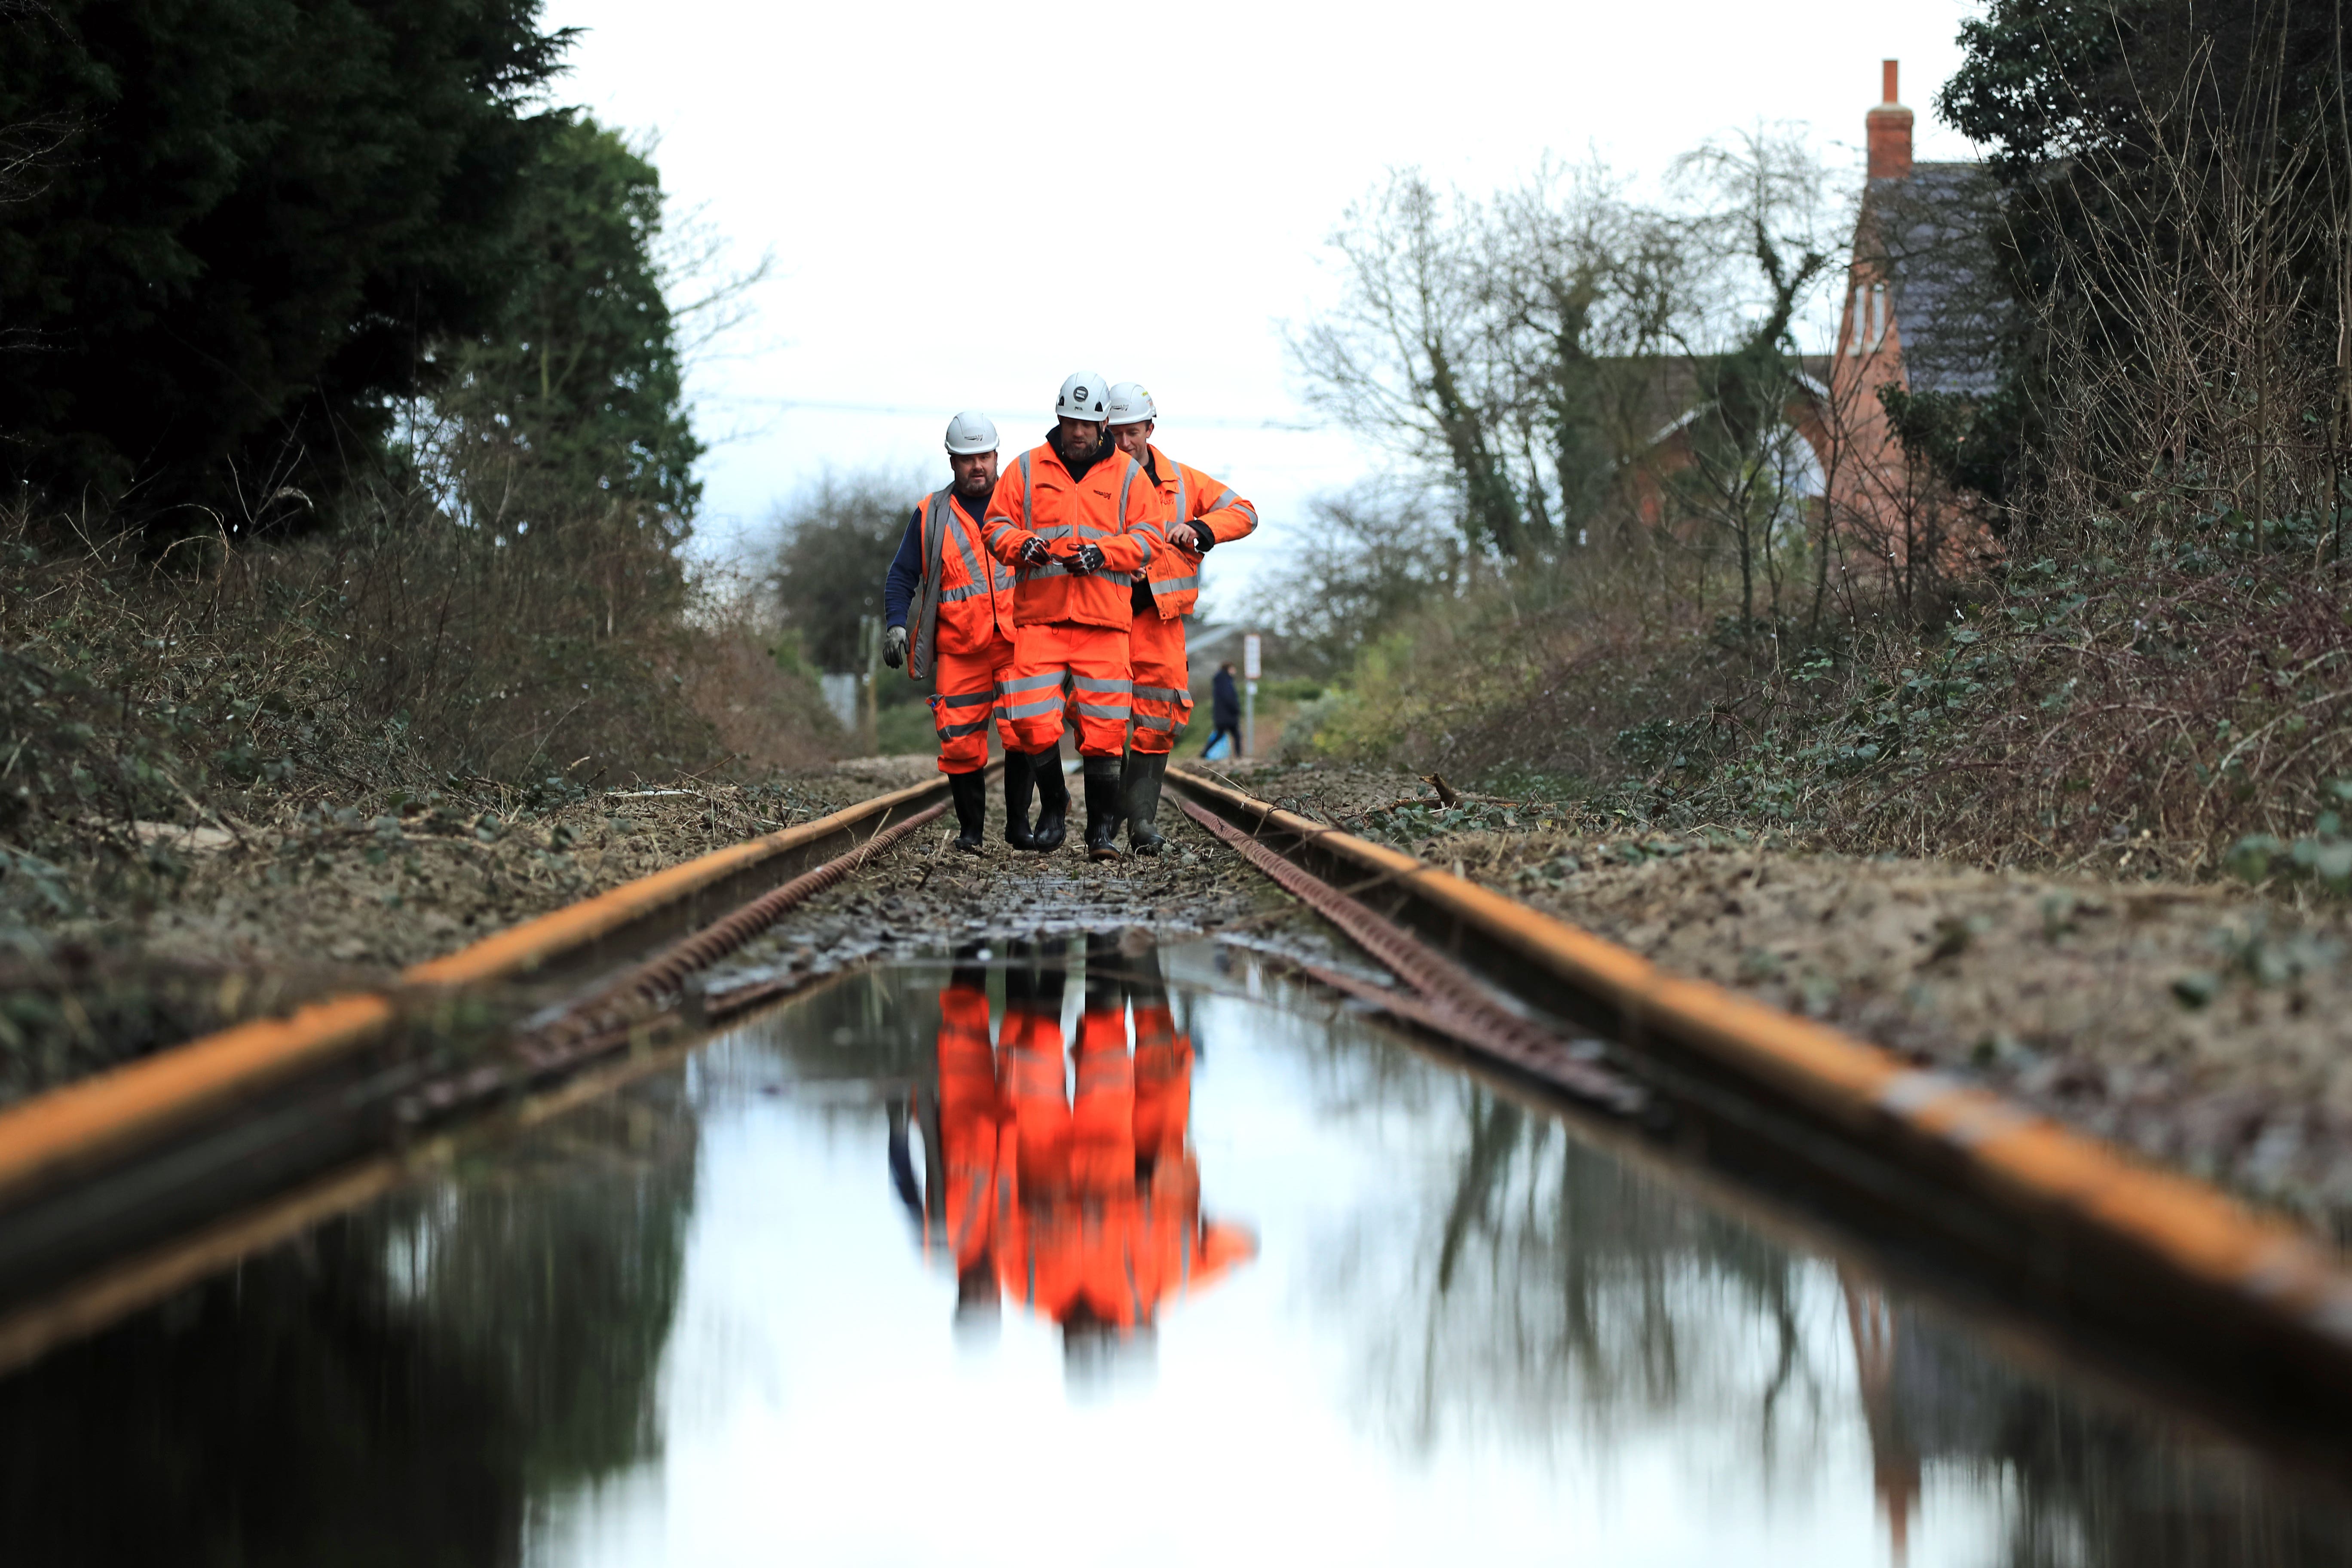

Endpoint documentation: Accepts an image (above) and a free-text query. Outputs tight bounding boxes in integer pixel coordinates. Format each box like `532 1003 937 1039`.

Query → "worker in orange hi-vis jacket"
882 413 1015 853
1103 383 1257 854
981 372 1167 862
885 946 1010 1342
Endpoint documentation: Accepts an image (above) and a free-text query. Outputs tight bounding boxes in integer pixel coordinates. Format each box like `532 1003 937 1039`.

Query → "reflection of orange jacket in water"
935 982 1008 1275
993 995 1255 1327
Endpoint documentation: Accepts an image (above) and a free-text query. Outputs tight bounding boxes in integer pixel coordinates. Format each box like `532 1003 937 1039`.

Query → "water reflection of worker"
890 944 1012 1342
1001 933 1256 1385
891 933 1253 1378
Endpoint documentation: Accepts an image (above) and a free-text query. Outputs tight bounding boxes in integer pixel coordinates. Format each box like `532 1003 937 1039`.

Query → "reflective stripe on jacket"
982 440 1166 630
1136 444 1256 621
908 487 1015 677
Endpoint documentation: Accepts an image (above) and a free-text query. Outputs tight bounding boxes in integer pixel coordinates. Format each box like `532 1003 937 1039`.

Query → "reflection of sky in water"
527 950 2001 1567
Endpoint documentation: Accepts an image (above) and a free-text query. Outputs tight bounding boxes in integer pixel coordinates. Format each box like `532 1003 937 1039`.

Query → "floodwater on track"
3 934 2350 1567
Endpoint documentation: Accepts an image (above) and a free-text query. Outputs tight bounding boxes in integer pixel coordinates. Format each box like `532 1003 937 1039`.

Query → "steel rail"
0 961 870 1376
0 770 965 1322
1177 796 1643 1113
1167 763 2352 1420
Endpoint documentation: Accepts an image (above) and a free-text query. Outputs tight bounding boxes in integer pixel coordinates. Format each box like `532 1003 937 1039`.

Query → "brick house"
1819 61 2005 599
1616 63 2003 607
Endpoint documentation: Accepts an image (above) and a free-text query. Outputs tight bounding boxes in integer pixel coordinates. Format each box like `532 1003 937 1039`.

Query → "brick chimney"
1866 59 1912 180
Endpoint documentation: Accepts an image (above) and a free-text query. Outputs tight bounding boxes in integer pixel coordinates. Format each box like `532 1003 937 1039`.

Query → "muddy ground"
0 757 1300 1103
691 772 1290 1001
0 761 924 1100
1226 759 2352 1243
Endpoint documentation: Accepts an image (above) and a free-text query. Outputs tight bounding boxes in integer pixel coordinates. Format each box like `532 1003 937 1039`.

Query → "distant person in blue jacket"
1206 662 1242 759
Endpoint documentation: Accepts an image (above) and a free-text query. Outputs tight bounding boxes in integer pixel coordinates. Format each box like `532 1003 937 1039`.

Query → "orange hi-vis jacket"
988 990 1256 1328
905 487 1016 679
1136 445 1256 621
983 438 1165 630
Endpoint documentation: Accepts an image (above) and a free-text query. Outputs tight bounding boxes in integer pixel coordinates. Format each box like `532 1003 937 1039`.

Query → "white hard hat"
1056 372 1109 421
944 410 998 455
1105 383 1157 426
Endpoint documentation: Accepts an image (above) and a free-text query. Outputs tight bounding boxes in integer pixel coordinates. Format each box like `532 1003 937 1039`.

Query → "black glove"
1018 537 1051 567
882 625 907 668
1068 543 1106 574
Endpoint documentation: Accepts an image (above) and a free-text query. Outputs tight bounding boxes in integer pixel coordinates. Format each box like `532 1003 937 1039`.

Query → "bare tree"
1241 480 1464 675
1661 128 1844 634
1288 172 1529 558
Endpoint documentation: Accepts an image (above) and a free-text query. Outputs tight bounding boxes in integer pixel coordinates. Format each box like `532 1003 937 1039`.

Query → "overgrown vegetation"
0 1 844 953
0 491 837 920
768 468 939 754
1268 0 2352 891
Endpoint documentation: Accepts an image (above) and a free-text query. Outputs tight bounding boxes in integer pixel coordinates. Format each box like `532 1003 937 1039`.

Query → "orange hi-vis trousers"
929 634 1017 774
1131 1003 1193 1165
1127 610 1191 757
1069 1001 1137 1192
935 983 1004 1274
996 621 1131 756
998 993 1070 1199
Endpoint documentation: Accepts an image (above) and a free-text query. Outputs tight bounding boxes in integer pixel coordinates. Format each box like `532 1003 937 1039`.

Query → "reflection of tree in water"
1302 1006 2352 1565
0 1074 698 1567
1327 1071 1834 1464
1854 1291 2352 1568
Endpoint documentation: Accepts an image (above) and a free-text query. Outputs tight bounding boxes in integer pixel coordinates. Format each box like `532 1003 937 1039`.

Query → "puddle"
2 935 2348 1565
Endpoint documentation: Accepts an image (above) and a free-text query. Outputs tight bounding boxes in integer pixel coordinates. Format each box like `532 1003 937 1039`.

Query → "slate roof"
1864 162 2012 398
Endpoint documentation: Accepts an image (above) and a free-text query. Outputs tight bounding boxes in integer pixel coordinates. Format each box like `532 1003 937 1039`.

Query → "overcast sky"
543 0 1987 610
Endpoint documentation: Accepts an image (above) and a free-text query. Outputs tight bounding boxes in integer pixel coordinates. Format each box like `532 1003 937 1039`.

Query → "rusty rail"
0 771 964 1336
1178 797 1642 1113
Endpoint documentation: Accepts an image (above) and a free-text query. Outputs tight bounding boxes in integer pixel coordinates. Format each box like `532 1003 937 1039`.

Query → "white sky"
544 0 1988 609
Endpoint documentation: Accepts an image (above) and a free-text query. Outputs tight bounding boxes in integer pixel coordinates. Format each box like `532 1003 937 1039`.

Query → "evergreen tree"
0 0 570 530
434 112 702 536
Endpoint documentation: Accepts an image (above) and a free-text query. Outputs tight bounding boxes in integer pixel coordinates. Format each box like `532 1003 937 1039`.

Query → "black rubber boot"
1029 744 1070 852
1082 755 1124 861
947 769 987 853
1121 748 1170 855
1001 749 1037 851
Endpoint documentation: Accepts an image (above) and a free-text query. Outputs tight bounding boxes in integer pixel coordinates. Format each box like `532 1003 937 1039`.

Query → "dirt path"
694 769 1297 996
1227 760 2352 1244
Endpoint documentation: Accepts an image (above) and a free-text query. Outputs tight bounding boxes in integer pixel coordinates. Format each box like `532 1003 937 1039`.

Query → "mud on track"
682 767 1305 998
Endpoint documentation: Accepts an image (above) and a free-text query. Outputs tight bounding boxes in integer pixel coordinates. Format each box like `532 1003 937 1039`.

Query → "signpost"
1242 633 1262 758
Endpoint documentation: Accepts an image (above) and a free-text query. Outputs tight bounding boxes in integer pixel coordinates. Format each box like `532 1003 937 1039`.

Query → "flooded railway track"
5 762 2352 1530
1164 769 2352 1434
0 772 967 1369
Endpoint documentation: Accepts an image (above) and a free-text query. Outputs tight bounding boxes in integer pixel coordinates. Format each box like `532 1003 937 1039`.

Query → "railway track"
0 772 961 1369
3 758 2352 1464
1163 763 2352 1457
